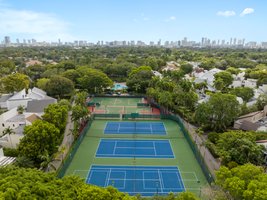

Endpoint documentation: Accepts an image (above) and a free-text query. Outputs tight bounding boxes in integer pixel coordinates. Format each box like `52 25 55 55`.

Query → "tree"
77 67 113 93
256 94 267 110
126 66 154 93
176 192 200 200
2 127 16 148
216 131 265 165
0 73 30 93
214 71 233 92
18 120 60 166
230 87 254 102
42 103 68 134
0 59 16 77
158 91 173 110
216 164 267 200
180 63 193 74
75 91 88 106
62 69 80 85
71 105 89 125
45 76 74 98
36 78 49 90
0 166 135 199
195 93 239 131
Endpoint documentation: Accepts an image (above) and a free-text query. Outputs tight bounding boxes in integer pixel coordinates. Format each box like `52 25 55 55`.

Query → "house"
25 60 42 67
234 105 267 131
243 79 258 89
0 107 42 148
0 87 56 148
0 147 16 166
193 68 222 92
4 87 56 110
0 94 12 109
162 61 180 72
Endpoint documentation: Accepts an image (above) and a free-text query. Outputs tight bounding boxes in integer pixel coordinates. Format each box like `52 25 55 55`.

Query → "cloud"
0 6 74 41
169 16 176 21
143 17 149 21
240 8 254 16
164 16 176 22
217 10 236 17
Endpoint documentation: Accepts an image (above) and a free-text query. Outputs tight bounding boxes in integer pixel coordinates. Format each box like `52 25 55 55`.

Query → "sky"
0 0 266 43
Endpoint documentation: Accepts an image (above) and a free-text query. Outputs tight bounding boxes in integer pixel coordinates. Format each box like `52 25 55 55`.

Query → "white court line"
108 170 126 189
96 154 174 157
153 141 157 156
158 170 164 193
115 147 155 149
105 169 111 187
94 138 103 158
90 166 180 171
180 171 198 182
113 141 117 155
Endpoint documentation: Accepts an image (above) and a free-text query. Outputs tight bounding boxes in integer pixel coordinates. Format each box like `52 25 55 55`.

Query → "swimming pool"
112 83 128 91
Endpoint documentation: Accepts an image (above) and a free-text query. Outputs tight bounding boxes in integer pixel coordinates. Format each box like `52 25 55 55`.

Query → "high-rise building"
4 36 10 45
157 39 161 46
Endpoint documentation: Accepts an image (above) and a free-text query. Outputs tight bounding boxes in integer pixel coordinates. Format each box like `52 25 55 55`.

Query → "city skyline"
0 0 266 43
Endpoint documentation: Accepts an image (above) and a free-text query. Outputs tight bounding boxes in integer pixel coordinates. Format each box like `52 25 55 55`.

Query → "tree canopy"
45 75 75 98
127 66 154 93
0 73 30 93
216 164 267 200
195 93 239 131
0 166 135 200
216 131 265 165
77 67 113 93
18 120 60 166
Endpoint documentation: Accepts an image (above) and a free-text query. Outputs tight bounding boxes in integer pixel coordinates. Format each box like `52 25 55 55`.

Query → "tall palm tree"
2 127 15 148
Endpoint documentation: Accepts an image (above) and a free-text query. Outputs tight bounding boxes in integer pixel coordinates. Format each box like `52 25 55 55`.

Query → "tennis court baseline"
96 139 174 158
87 165 185 196
104 122 166 134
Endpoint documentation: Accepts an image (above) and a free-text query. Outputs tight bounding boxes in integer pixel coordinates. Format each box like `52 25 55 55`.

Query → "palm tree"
2 127 15 148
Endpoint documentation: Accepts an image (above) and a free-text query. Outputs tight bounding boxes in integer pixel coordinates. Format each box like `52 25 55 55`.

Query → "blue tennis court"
96 139 174 158
87 165 185 196
104 122 166 134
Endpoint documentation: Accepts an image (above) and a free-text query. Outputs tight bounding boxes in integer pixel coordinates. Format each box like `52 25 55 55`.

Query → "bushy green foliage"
18 120 60 166
77 67 113 93
216 164 267 200
45 75 75 98
42 103 68 133
195 93 239 131
230 87 254 102
3 148 19 157
126 66 154 93
0 73 30 93
0 166 136 199
216 131 265 165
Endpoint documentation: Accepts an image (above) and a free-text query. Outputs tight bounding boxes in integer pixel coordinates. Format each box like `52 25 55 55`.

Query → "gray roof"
26 99 57 113
240 120 260 131
0 94 12 102
6 114 26 123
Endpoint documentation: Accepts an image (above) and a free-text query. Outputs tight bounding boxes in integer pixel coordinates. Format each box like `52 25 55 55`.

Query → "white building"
6 87 54 110
0 87 56 148
194 68 222 92
0 147 16 166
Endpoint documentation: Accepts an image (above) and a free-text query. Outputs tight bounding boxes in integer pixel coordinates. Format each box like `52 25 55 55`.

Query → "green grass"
64 119 208 196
